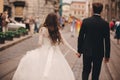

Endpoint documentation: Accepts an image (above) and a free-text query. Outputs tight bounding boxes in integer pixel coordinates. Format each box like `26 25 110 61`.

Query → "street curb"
0 35 32 51
105 31 120 80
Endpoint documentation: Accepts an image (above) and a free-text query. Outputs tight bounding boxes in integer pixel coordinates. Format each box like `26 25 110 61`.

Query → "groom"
77 3 110 80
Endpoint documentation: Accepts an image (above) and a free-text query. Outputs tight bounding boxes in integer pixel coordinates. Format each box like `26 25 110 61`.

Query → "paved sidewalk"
0 35 32 51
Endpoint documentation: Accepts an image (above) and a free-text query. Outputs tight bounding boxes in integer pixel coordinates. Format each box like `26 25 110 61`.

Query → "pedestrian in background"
29 17 35 35
77 3 110 80
71 17 76 37
0 13 2 32
109 20 115 31
24 18 30 32
1 11 10 32
115 19 120 29
76 18 82 34
35 17 40 33
68 14 72 24
115 20 120 44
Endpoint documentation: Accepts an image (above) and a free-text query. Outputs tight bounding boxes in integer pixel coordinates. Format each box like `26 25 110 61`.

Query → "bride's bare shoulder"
39 25 48 32
39 25 47 30
39 25 49 36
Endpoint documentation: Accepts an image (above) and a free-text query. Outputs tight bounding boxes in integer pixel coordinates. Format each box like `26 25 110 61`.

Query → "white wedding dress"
12 27 75 80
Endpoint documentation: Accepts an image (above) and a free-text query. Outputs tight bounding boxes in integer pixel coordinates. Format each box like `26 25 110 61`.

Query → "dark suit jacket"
78 15 110 58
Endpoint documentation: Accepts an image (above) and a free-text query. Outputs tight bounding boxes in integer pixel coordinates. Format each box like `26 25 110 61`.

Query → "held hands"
76 53 81 58
104 58 110 63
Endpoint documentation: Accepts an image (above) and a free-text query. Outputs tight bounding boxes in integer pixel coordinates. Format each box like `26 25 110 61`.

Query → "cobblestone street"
0 25 120 80
1 0 120 80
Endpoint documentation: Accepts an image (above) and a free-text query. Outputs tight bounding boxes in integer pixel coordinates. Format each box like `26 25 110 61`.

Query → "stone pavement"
61 25 120 80
59 25 82 79
0 25 120 80
0 34 39 80
0 35 32 51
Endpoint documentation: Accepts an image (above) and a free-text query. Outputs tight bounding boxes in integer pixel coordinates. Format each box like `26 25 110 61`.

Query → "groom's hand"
76 53 81 58
104 58 109 63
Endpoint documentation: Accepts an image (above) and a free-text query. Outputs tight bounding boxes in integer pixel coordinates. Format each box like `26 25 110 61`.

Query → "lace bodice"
38 27 77 53
38 27 52 46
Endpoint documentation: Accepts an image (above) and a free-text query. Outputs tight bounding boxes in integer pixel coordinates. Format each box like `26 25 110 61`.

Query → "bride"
12 13 77 80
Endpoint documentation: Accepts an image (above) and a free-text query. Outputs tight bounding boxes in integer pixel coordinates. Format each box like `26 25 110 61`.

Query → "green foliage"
0 32 6 39
13 31 21 38
5 31 15 38
0 27 28 43
5 31 14 40
0 32 6 44
17 27 28 35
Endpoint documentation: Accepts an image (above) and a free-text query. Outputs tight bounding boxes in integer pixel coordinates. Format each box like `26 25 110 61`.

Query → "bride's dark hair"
44 13 62 44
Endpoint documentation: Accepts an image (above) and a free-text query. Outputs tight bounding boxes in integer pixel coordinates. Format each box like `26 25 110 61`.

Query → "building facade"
62 3 70 17
2 0 60 23
0 0 4 13
109 0 120 21
70 1 87 20
87 0 120 21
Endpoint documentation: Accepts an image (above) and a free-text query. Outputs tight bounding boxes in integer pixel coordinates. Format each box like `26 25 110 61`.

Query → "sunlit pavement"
0 24 120 80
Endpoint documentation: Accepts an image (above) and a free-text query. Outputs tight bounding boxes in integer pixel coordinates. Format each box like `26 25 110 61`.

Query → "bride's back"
39 27 52 46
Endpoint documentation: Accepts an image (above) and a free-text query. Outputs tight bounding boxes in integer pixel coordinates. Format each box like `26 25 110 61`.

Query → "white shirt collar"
94 13 100 16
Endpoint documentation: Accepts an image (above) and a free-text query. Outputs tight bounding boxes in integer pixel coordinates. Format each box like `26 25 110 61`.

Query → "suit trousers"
82 54 103 80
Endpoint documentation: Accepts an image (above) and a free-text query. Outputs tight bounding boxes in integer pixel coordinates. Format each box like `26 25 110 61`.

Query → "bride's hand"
76 53 81 58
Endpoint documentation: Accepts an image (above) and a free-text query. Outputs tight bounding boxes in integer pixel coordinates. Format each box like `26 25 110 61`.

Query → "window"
78 11 80 14
74 11 76 14
82 11 84 15
82 6 84 9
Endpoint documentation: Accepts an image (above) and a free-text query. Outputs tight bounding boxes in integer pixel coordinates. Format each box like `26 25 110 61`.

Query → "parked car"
7 20 25 30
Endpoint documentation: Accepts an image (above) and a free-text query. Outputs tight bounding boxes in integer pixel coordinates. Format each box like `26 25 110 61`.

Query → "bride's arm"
60 31 77 53
38 28 43 46
38 27 46 46
60 32 81 57
38 34 43 46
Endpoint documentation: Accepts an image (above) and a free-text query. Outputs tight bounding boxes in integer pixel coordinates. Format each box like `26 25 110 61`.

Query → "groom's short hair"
92 3 103 14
